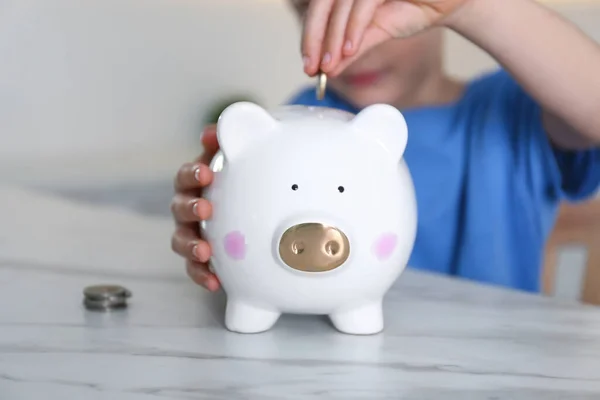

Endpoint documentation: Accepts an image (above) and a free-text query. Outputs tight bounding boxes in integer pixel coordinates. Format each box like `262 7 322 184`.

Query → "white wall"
0 0 310 161
1 0 599 163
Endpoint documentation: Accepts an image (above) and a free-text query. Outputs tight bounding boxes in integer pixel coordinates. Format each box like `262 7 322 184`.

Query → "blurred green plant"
203 95 260 126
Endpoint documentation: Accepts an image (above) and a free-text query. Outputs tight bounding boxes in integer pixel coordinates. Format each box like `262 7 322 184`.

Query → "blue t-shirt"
286 69 600 292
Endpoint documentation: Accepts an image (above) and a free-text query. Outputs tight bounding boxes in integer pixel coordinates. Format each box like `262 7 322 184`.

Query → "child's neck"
393 73 465 110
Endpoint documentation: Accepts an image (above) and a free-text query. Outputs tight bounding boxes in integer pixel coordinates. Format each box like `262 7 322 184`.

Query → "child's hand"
170 125 221 292
300 0 470 77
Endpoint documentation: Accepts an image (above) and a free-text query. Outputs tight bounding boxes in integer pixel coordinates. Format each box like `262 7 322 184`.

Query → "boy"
170 0 600 294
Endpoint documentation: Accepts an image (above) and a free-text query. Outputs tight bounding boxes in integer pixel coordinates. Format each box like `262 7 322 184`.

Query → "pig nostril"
325 240 340 256
291 241 305 255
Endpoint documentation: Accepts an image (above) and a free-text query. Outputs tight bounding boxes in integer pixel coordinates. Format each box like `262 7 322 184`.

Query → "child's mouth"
342 70 385 87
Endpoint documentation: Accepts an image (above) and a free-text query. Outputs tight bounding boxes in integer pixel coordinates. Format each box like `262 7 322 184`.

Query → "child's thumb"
201 124 219 153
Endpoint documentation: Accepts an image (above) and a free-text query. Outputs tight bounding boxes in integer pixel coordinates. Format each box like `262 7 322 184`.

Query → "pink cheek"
372 233 398 261
223 231 246 260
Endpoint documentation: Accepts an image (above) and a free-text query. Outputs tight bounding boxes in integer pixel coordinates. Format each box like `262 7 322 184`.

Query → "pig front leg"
225 299 281 334
329 300 384 335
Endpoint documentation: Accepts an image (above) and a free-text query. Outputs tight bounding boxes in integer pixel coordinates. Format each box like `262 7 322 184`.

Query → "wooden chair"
543 198 600 305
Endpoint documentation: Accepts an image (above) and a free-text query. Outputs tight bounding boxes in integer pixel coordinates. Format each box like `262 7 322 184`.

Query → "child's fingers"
171 225 212 263
345 0 382 57
198 124 219 165
186 260 220 291
200 124 219 154
171 194 212 224
199 150 217 166
329 25 390 77
302 0 335 76
174 163 214 192
320 0 354 73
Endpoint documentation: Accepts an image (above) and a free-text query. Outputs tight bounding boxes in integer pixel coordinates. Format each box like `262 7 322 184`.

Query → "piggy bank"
201 102 417 335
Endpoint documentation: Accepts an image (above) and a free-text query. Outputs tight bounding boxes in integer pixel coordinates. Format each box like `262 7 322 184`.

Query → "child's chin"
336 85 401 109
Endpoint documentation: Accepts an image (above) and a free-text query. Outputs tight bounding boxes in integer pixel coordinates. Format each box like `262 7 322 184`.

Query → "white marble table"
1 184 600 399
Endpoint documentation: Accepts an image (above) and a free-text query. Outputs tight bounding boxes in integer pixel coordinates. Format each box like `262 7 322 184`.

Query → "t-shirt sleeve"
489 69 600 202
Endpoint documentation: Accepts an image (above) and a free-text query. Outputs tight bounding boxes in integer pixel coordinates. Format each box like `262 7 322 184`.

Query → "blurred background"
0 0 599 302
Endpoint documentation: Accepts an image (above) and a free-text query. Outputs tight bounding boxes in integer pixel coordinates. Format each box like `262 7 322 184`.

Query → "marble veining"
1 184 600 399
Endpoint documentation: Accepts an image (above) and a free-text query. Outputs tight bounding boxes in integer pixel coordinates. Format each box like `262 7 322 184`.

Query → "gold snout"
278 223 350 272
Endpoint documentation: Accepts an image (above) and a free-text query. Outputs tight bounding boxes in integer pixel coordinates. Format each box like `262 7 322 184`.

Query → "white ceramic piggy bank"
201 102 417 335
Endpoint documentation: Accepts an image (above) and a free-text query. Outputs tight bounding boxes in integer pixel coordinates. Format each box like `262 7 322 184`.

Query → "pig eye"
291 184 299 191
338 186 345 193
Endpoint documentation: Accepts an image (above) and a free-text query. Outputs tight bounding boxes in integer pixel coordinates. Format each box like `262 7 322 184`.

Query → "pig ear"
216 102 279 161
350 104 408 162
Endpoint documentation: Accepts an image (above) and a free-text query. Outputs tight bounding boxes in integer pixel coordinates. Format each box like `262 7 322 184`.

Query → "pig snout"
278 223 350 272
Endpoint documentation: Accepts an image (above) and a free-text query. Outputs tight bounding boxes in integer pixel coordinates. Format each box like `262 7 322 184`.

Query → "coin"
316 70 327 100
83 284 132 311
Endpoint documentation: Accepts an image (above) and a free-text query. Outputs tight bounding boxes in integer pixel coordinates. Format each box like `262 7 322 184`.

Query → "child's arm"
302 0 600 151
447 0 600 150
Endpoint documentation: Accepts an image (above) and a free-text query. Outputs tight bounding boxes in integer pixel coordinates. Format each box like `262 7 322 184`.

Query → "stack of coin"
83 284 132 311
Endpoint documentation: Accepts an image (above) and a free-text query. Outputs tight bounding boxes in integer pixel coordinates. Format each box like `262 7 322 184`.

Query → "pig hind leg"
329 300 384 335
